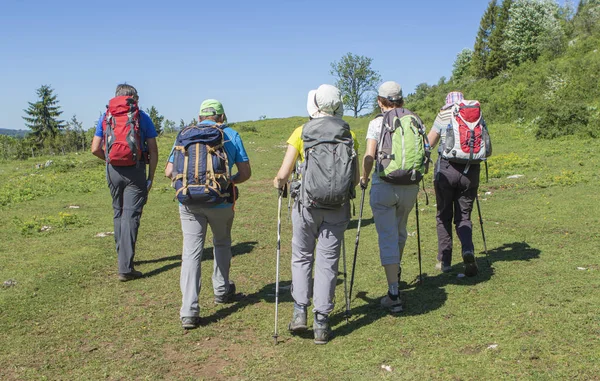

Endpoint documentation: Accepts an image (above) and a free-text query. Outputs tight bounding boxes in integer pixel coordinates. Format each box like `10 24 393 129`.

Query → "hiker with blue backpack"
273 84 360 344
427 91 492 277
164 99 252 329
360 81 430 313
91 83 159 282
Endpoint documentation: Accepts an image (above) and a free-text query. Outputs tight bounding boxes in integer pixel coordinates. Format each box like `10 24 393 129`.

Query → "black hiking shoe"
214 281 236 304
181 316 201 330
463 251 478 277
118 270 143 282
288 306 308 332
313 313 330 345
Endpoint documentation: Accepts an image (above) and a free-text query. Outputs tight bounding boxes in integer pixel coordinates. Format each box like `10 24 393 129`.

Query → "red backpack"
102 96 142 166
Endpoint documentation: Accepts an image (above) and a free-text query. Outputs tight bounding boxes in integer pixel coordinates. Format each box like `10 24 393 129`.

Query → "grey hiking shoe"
181 316 201 330
214 281 236 304
288 305 308 332
435 261 452 273
463 251 478 277
380 292 403 313
313 313 330 345
118 270 143 282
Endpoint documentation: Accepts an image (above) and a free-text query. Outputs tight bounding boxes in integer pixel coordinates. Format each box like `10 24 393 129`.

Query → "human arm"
427 129 441 150
360 138 377 188
232 161 251 184
146 138 158 191
273 145 299 189
91 136 104 160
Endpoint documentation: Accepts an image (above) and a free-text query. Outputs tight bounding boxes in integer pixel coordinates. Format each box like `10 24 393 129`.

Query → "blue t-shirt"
95 110 158 151
168 120 249 208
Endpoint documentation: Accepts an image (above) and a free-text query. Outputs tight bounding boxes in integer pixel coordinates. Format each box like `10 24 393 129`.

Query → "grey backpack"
299 116 355 209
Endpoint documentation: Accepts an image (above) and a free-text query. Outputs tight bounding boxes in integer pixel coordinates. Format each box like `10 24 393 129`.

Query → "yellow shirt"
286 125 359 162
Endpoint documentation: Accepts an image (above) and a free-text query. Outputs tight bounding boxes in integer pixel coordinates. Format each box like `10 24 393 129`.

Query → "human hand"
360 177 369 190
273 176 286 190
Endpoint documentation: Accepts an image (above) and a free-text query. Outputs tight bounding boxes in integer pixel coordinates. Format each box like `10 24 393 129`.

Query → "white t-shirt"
365 115 384 185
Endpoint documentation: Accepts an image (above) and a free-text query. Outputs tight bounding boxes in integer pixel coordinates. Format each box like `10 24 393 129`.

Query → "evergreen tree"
146 106 164 135
22 85 65 146
486 0 513 77
471 0 498 78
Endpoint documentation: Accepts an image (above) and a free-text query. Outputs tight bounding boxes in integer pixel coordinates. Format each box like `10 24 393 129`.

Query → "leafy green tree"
503 0 563 65
330 53 381 117
22 85 65 146
471 0 498 78
146 106 164 135
486 0 513 77
163 119 176 133
189 118 198 126
179 119 186 129
452 48 474 80
574 0 600 36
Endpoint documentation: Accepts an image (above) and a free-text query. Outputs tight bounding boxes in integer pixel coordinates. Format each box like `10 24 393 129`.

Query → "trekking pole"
348 187 366 306
475 194 489 265
273 184 286 345
342 235 350 323
415 198 423 284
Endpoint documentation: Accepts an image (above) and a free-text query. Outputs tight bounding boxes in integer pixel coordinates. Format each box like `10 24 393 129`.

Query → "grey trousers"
370 182 419 266
434 159 480 265
291 201 350 315
179 204 234 318
106 164 147 275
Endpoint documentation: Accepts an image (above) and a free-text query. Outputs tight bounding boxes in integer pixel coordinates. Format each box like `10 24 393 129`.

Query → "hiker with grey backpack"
360 81 430 313
165 99 252 330
273 85 360 344
428 91 492 277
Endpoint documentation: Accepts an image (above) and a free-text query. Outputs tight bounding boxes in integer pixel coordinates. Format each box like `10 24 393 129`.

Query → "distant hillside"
0 128 27 138
404 1 600 140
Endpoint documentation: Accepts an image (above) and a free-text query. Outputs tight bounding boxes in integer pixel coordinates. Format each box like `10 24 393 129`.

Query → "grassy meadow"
0 116 599 380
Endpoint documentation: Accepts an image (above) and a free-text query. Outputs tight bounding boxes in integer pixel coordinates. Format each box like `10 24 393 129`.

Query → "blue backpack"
171 124 232 205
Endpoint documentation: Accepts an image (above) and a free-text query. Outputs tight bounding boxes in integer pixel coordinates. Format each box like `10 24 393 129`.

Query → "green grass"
1 117 599 380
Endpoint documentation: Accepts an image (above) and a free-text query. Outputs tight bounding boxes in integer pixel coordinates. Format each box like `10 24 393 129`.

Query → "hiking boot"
288 305 308 332
181 316 201 330
380 292 403 313
435 261 452 273
118 270 143 282
214 281 236 304
313 313 330 345
463 251 478 277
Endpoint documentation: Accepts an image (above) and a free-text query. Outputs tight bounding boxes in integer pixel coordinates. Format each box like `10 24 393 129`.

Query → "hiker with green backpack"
427 91 492 277
273 84 360 344
164 99 252 330
360 81 430 313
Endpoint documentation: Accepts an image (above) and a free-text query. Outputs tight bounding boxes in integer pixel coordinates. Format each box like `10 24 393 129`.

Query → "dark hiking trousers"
434 159 480 265
106 164 147 274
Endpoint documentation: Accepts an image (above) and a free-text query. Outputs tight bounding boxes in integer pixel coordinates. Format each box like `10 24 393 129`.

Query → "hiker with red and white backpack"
91 84 159 282
427 91 492 277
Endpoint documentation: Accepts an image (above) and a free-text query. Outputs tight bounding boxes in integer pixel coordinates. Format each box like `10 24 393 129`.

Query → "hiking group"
92 81 491 345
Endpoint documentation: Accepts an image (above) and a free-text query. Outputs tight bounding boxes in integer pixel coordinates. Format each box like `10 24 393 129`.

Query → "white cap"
378 81 403 101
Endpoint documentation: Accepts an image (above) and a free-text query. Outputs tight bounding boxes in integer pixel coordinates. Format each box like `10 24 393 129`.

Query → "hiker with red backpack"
273 85 360 344
428 91 492 277
360 81 430 313
91 84 158 282
165 99 251 330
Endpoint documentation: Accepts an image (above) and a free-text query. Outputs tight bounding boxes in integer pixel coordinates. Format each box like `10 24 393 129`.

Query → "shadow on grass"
328 242 540 340
138 241 258 279
201 280 293 326
347 217 374 230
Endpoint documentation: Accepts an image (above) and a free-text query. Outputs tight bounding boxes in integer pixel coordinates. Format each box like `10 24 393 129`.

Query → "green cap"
199 99 225 116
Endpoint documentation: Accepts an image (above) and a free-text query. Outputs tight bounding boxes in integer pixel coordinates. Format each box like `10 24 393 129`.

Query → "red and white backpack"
441 100 492 170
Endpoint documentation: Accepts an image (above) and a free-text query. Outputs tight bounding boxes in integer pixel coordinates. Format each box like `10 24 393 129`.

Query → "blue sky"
1 0 496 130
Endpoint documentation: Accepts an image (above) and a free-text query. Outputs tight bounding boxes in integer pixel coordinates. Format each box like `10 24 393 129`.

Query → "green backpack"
376 108 430 185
